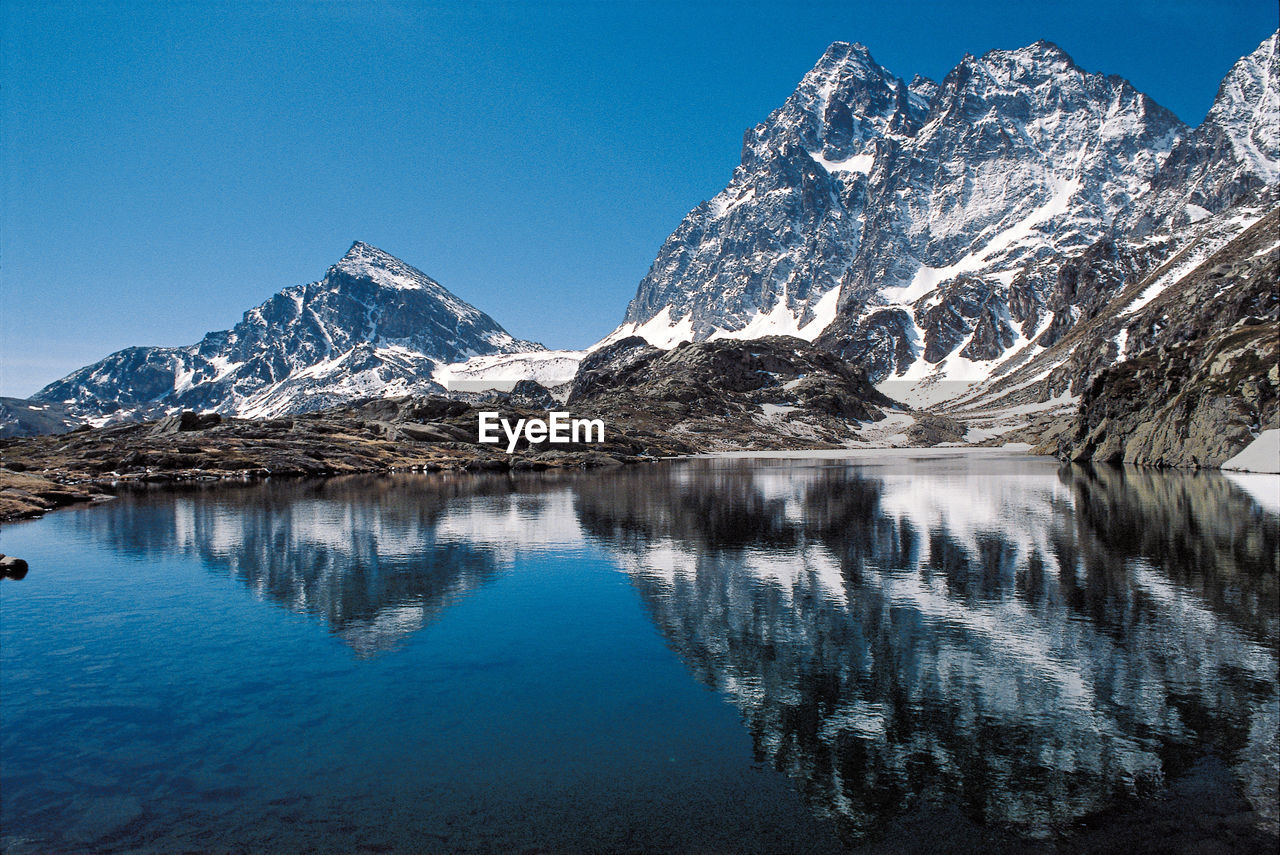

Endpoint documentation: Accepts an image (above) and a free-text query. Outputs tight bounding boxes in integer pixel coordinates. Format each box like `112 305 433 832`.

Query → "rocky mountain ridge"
935 186 1278 448
568 335 896 449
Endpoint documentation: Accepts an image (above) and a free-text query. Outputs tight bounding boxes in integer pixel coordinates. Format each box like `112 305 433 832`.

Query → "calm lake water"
2 453 1277 854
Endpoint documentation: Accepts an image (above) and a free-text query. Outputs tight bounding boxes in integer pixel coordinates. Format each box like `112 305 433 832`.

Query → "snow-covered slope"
612 42 928 346
940 189 1278 441
36 242 542 421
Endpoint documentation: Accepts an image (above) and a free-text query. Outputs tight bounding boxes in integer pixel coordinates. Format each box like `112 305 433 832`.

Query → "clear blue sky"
3 0 1276 396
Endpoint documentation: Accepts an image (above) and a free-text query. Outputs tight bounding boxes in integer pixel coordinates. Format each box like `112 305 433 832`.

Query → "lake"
2 453 1277 853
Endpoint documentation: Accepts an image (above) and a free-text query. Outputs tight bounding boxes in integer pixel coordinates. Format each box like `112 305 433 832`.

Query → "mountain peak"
955 39 1080 82
37 240 540 421
333 241 433 291
339 240 397 267
813 39 886 78
822 40 872 59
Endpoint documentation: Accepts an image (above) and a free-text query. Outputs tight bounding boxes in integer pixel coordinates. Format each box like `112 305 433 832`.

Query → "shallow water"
1 454 1277 853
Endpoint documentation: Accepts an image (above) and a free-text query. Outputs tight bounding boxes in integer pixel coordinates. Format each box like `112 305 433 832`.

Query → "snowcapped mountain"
35 242 541 421
604 32 1280 399
606 41 928 347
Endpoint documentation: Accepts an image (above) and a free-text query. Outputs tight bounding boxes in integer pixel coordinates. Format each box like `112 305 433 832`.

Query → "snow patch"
709 284 841 343
595 306 696 351
1221 429 1280 474
809 151 874 174
883 173 1081 305
434 349 586 393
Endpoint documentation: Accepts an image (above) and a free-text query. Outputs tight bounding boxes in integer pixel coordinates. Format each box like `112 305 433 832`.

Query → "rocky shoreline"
0 396 695 522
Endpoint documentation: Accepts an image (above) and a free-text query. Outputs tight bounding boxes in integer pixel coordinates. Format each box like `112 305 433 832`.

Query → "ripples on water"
1 454 1276 853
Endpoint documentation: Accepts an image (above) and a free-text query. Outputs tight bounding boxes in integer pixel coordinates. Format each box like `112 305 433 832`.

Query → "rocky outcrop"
1055 207 1280 467
817 308 917 381
565 336 659 403
568 336 898 449
913 277 1016 364
0 469 109 520
1062 322 1278 467
0 554 29 580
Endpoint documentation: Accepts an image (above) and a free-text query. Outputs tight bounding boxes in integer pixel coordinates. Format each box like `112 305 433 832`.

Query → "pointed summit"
332 241 435 292
611 30 1189 382
1204 29 1279 181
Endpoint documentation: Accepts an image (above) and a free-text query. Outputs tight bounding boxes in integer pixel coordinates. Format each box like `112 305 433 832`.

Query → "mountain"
935 185 1278 445
604 32 1280 404
34 242 541 422
1131 32 1280 234
607 41 929 347
1052 202 1278 467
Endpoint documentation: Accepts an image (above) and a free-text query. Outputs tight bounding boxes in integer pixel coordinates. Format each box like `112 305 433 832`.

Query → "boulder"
0 554 29 580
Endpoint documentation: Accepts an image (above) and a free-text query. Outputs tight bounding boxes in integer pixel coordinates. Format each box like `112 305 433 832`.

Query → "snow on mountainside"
604 31 1280 406
607 41 928 347
930 187 1278 434
35 242 542 421
433 349 586 394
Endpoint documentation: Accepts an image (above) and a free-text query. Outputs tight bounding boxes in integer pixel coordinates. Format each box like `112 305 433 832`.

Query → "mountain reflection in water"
577 457 1279 841
66 455 1278 845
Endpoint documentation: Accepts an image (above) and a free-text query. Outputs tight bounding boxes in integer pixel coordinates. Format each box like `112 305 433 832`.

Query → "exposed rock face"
1053 207 1279 467
818 308 917 381
504 379 557 410
566 337 659 403
913 277 1016 363
928 188 1278 450
1030 238 1144 348
1065 324 1277 467
569 336 897 449
614 42 925 344
34 242 541 423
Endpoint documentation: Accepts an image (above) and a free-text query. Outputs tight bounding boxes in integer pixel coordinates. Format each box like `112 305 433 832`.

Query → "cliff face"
1053 208 1279 467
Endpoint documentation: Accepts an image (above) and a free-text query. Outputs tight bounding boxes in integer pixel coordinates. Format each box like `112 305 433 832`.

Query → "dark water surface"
2 454 1277 853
